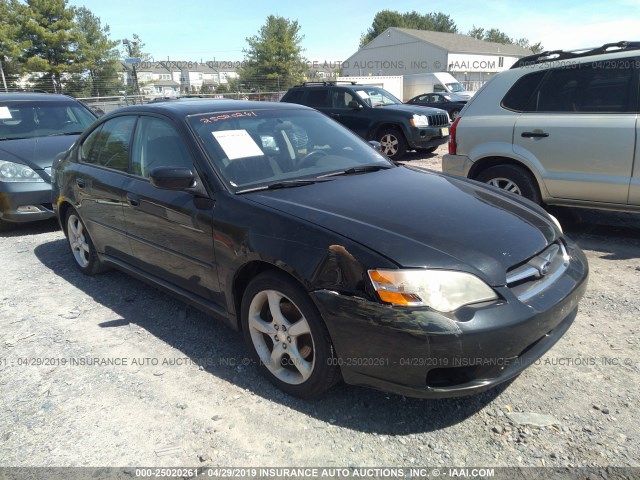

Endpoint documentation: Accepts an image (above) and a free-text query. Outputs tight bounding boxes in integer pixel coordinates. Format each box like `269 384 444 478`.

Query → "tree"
238 15 307 92
20 0 82 93
360 10 458 47
0 0 29 90
467 25 543 53
74 6 122 97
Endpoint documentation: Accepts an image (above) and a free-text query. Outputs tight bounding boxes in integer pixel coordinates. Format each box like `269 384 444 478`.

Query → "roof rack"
511 41 640 69
299 80 359 87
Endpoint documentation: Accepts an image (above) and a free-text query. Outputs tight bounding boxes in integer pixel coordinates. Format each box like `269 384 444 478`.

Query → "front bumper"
407 126 449 150
0 181 55 223
311 239 588 398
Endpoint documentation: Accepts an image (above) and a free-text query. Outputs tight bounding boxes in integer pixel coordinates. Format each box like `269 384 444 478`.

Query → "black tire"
0 219 16 233
475 164 541 204
241 270 340 398
64 208 107 275
377 128 407 160
416 146 438 154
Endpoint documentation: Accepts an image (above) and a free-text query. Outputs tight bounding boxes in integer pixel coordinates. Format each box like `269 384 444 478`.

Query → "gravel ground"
1 144 639 469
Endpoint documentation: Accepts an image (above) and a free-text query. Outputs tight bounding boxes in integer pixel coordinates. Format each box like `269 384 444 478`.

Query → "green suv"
281 82 450 160
444 41 640 212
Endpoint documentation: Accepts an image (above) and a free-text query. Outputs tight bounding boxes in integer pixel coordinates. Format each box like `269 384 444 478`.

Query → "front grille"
506 242 570 302
428 113 449 127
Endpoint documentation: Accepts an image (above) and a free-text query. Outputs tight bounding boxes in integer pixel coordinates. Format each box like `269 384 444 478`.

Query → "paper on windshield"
355 90 370 100
0 106 12 120
212 129 263 160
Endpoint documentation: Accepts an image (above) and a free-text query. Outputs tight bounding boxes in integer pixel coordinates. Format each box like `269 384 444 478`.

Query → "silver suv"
443 41 640 212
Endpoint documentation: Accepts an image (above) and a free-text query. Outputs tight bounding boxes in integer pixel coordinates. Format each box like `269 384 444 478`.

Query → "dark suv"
281 82 450 160
0 93 97 230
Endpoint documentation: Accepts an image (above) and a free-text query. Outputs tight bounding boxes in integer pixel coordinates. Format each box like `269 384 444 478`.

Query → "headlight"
410 114 430 127
0 160 45 183
368 269 497 312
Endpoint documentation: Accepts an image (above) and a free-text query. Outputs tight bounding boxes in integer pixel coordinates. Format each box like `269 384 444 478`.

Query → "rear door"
75 115 136 259
513 60 638 205
121 115 220 303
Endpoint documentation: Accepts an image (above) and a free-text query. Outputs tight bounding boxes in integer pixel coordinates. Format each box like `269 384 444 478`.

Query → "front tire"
65 208 107 275
377 128 407 160
241 271 340 398
475 164 541 204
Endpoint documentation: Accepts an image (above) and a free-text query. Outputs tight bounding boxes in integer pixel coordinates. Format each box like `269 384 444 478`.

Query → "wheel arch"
468 156 547 199
231 260 309 331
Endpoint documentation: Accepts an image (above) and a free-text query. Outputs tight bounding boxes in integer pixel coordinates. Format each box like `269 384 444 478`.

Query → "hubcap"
248 290 315 385
67 214 90 268
379 133 399 156
487 177 522 196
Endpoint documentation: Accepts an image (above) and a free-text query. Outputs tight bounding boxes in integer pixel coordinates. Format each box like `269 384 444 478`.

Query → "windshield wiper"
236 178 332 194
47 131 84 136
319 164 393 178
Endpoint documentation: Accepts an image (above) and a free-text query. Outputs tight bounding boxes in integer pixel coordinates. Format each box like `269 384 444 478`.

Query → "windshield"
353 87 402 107
446 82 465 93
0 101 96 140
188 108 392 191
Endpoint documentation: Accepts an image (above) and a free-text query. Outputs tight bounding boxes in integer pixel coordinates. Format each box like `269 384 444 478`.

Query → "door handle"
126 192 140 207
521 131 549 138
75 178 86 188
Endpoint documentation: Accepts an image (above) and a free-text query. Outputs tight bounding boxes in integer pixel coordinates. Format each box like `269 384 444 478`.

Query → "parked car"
405 92 468 120
443 41 640 212
280 82 450 159
0 93 97 231
52 100 588 399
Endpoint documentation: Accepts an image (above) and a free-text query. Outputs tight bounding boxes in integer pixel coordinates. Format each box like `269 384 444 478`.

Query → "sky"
67 0 640 63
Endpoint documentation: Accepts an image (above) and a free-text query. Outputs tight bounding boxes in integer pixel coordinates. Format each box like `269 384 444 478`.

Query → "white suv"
443 41 640 212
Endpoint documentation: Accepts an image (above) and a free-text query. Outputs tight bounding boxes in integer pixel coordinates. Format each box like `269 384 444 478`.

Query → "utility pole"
0 58 8 92
122 38 141 103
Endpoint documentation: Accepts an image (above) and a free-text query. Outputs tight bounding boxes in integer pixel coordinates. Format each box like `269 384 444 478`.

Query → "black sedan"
52 100 588 399
0 93 96 231
405 92 467 120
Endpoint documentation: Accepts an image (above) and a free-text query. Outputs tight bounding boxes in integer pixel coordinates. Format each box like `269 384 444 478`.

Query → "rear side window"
80 116 136 172
501 71 546 112
283 90 304 104
306 89 329 108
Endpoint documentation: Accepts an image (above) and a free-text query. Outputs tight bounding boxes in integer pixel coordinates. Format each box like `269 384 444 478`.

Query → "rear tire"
241 271 340 398
416 146 438 154
65 208 107 275
475 164 541 204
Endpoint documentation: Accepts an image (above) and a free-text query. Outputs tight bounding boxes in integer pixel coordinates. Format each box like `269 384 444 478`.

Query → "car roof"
0 92 78 102
103 99 312 120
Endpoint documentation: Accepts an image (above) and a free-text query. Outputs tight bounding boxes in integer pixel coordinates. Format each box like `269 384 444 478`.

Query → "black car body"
0 93 97 230
405 92 468 120
52 100 588 399
280 82 450 159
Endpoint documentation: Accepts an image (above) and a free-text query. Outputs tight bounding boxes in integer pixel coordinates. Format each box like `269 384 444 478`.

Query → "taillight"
448 117 461 155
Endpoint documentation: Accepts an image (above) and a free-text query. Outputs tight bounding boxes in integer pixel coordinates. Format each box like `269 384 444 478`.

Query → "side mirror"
347 100 362 110
368 141 382 152
149 167 195 190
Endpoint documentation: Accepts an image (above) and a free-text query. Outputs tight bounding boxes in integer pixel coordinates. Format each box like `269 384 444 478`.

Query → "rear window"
0 100 96 140
501 71 547 112
282 89 304 104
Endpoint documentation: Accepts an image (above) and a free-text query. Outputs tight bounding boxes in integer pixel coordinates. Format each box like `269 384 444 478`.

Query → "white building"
341 28 532 89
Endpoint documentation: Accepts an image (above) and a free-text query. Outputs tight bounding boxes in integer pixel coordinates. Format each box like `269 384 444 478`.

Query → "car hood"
0 135 79 170
246 167 558 286
381 103 448 116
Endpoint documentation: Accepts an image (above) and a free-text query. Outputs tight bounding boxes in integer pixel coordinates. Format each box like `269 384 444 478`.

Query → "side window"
434 84 446 92
306 88 329 108
131 116 194 178
332 90 356 109
80 116 135 171
536 62 635 113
